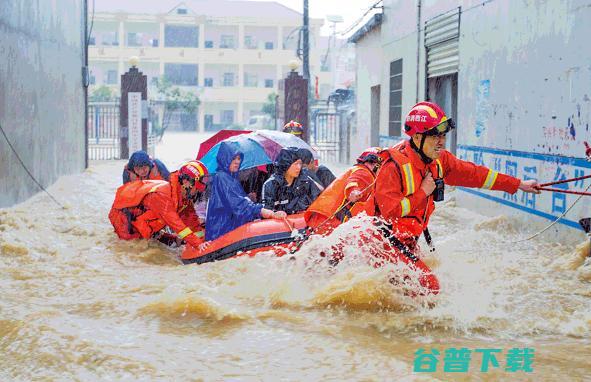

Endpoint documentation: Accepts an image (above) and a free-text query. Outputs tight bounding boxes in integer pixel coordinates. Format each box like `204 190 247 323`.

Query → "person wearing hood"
296 148 336 189
109 161 208 249
205 142 286 241
122 150 170 184
262 147 322 215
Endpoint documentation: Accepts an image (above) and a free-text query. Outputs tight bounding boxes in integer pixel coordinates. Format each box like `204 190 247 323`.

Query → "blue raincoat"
205 142 263 241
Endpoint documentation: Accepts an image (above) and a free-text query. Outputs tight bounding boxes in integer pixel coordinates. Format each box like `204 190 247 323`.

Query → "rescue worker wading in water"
305 147 383 235
109 160 210 250
374 101 541 252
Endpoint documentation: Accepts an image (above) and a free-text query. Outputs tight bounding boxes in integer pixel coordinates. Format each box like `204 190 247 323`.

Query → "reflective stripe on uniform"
482 169 499 190
149 183 167 193
401 163 415 196
435 159 444 178
178 227 193 239
400 197 411 217
344 181 359 190
194 231 204 238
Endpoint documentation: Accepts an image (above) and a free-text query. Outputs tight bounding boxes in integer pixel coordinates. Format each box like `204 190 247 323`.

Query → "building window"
389 59 403 136
220 35 235 49
150 38 159 47
264 79 274 88
165 25 198 48
244 36 257 49
244 73 258 87
265 42 274 50
89 73 96 85
106 70 118 85
205 40 214 48
164 63 198 86
88 36 96 45
127 32 142 47
100 31 118 46
222 73 234 87
204 114 214 130
204 77 213 87
221 110 234 126
177 8 188 15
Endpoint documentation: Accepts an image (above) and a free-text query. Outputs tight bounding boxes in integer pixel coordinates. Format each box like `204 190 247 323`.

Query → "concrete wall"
371 0 591 231
0 0 86 207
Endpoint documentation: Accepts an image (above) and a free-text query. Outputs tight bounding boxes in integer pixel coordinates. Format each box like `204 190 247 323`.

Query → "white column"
199 24 205 50
159 21 165 47
238 24 244 49
199 103 205 133
237 100 244 125
198 63 205 87
118 60 125 82
238 63 244 88
277 26 283 50
276 64 282 84
118 20 125 47
159 61 164 77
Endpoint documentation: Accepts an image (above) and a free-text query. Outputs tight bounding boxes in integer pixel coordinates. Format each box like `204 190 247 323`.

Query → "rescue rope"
0 123 65 209
511 179 591 243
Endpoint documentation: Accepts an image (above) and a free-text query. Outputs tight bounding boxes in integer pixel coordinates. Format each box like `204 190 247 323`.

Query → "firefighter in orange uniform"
374 101 540 251
109 160 209 249
305 148 382 234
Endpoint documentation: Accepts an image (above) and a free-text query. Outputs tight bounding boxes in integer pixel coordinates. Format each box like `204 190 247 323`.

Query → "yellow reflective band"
402 163 415 195
194 231 204 238
436 159 444 178
400 197 411 217
178 227 193 239
344 181 359 190
415 105 438 118
149 183 167 193
482 169 499 190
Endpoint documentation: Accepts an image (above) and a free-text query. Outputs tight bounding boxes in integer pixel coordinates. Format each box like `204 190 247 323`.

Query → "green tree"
261 92 277 119
89 85 116 102
152 77 200 140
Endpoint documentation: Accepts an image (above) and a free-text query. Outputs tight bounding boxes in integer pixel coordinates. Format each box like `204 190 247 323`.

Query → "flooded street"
0 132 589 381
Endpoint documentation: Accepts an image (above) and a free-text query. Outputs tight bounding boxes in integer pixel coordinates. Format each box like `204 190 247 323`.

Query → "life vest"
305 164 375 226
124 163 163 182
378 143 444 238
111 173 189 239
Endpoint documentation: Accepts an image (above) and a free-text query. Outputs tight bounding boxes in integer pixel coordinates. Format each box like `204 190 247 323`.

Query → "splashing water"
0 134 589 380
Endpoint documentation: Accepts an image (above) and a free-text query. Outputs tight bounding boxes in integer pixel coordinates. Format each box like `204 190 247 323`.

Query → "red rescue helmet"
404 101 455 136
357 147 383 164
178 160 209 192
283 120 304 135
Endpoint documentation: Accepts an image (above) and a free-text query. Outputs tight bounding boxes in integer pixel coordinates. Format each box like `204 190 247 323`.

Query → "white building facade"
351 0 591 233
89 0 325 131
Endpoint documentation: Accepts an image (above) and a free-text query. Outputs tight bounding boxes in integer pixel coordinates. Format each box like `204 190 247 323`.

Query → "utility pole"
303 0 310 82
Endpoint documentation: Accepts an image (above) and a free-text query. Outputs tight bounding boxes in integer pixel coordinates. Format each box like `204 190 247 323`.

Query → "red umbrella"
196 129 251 160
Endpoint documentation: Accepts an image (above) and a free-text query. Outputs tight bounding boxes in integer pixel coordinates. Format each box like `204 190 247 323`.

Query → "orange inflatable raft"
181 213 440 295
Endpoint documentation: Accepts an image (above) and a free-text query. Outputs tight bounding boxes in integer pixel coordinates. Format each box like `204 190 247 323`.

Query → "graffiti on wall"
457 145 591 230
474 80 491 138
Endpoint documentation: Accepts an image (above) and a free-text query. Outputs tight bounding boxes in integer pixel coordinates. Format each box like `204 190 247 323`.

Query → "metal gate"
87 102 120 160
87 101 157 160
311 112 346 163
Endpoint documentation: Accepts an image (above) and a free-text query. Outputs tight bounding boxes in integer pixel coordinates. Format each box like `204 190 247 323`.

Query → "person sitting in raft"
283 120 304 137
205 142 286 241
122 150 170 184
261 147 322 215
296 148 336 190
305 147 383 234
109 161 209 249
238 166 270 203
